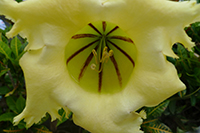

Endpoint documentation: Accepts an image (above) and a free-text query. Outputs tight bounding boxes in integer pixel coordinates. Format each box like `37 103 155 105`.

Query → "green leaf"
167 56 176 65
176 105 187 114
0 62 9 77
146 100 170 118
17 120 26 129
6 96 18 114
190 95 196 106
0 86 10 95
168 100 176 115
0 32 8 44
0 41 12 60
11 36 22 57
142 120 172 133
57 108 68 126
16 95 25 113
0 112 16 122
37 113 50 125
176 127 187 133
0 68 9 77
177 44 188 58
15 50 26 62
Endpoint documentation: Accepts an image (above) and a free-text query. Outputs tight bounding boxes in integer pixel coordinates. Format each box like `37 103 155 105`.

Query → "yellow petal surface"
1 0 200 132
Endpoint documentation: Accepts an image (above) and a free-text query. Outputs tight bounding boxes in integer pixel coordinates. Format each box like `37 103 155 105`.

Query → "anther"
90 63 101 73
103 47 108 52
109 50 113 57
92 49 97 56
100 47 111 63
90 63 96 70
91 46 114 73
92 49 98 64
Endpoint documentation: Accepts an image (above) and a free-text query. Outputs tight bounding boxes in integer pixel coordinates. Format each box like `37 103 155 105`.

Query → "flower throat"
65 21 137 93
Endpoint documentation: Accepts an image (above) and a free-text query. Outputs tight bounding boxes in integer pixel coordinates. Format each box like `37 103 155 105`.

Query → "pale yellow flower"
0 0 200 132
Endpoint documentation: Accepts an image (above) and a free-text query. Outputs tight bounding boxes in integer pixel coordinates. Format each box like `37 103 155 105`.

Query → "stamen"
92 49 98 64
91 46 114 73
100 47 111 63
78 44 99 81
107 46 122 87
109 50 113 57
98 63 103 73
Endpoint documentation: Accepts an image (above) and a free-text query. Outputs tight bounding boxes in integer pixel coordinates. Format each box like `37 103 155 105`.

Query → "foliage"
0 2 200 133
142 100 173 133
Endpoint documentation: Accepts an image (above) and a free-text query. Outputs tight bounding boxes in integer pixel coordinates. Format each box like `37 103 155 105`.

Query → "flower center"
65 21 137 93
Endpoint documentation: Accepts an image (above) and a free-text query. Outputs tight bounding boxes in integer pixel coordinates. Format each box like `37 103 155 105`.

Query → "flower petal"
1 0 200 133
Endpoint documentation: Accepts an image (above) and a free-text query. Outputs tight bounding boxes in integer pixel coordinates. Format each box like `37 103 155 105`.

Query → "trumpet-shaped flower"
0 0 200 132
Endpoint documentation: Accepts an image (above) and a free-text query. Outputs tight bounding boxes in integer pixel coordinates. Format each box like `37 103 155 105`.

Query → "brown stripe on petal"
108 40 135 67
109 36 134 43
78 53 93 81
98 63 103 92
107 44 122 87
67 39 99 64
102 21 106 32
88 23 102 35
110 55 122 88
106 26 119 36
72 34 98 39
78 44 99 81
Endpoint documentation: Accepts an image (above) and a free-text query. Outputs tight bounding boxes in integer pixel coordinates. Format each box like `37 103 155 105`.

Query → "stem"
170 87 200 101
183 87 200 99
